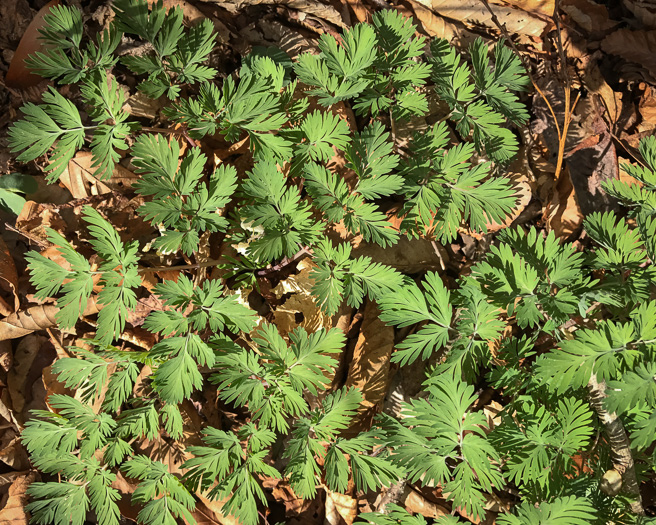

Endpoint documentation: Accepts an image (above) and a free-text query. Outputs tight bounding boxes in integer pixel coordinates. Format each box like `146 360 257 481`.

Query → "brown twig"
254 246 313 278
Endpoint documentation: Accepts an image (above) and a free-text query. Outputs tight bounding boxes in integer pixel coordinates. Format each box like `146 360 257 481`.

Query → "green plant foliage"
467 226 595 331
379 375 504 521
11 1 656 524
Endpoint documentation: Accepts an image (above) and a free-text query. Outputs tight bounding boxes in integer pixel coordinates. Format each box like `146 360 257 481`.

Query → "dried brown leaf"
59 152 112 199
602 29 656 82
561 0 617 34
5 0 60 88
271 259 332 340
7 335 47 415
623 0 656 28
491 0 554 17
0 298 101 341
344 301 393 431
403 489 449 519
428 0 548 36
0 429 30 470
546 166 584 238
0 235 19 315
325 490 358 525
404 0 457 40
0 472 37 525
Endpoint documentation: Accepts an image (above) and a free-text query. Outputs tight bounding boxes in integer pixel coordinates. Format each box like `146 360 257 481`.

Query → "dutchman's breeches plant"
7 0 656 523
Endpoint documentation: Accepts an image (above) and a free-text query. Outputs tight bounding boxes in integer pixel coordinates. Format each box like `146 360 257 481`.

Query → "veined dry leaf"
0 298 101 341
0 471 37 525
325 490 358 525
585 61 622 127
5 0 60 88
348 234 449 273
194 494 242 525
0 235 19 315
428 0 548 36
602 29 656 81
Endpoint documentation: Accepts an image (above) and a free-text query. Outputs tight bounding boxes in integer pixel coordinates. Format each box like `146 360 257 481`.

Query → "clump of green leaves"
11 1 656 524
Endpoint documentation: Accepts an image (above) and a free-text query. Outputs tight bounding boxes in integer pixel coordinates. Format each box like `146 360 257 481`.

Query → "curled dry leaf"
0 297 101 341
0 471 37 525
5 0 60 89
